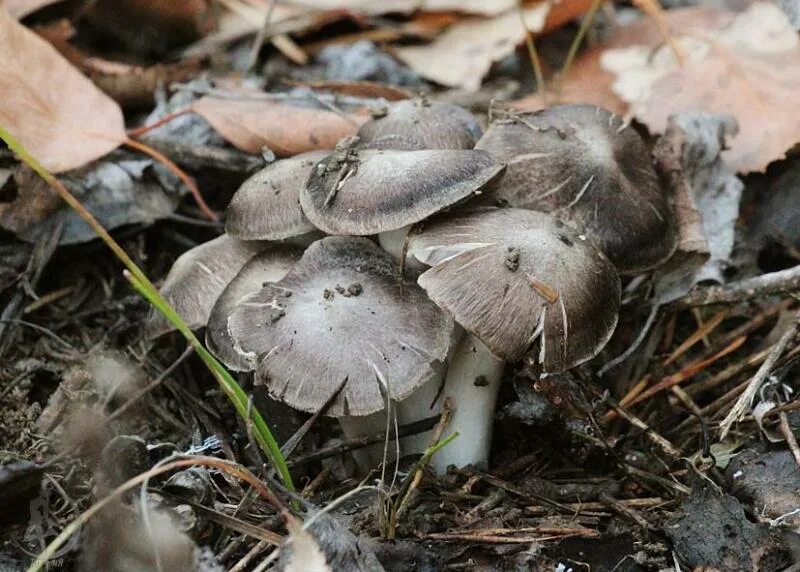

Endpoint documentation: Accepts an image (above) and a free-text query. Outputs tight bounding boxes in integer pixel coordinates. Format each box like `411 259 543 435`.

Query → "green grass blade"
0 126 294 492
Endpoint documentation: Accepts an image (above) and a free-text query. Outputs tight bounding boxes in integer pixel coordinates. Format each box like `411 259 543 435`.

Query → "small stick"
671 264 800 310
599 492 653 530
603 396 681 458
124 137 218 221
719 315 799 440
525 497 667 515
780 412 800 467
285 416 440 468
626 336 745 409
105 346 194 424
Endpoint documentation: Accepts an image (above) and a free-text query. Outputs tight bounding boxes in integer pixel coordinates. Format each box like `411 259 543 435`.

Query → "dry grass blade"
25 456 282 572
719 314 800 440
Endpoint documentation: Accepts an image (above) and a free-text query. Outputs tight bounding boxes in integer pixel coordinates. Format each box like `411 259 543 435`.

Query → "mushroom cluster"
147 100 676 473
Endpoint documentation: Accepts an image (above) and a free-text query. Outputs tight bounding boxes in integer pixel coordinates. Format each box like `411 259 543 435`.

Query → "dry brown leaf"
604 2 800 173
0 8 126 172
517 2 800 173
395 0 593 91
2 0 64 18
191 96 366 156
395 4 550 90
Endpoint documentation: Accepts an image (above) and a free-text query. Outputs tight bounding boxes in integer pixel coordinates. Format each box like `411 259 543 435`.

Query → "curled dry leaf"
652 113 743 303
191 96 366 156
0 159 180 245
0 8 126 172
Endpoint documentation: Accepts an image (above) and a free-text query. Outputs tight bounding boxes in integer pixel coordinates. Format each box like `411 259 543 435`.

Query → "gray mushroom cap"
476 104 677 274
225 151 326 241
225 236 453 417
206 245 304 371
145 234 264 339
300 142 504 235
408 208 620 372
358 99 483 150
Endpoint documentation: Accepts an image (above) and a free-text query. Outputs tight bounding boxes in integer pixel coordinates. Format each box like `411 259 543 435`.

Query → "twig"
780 412 800 467
719 315 800 440
671 265 800 310
142 138 265 174
279 379 347 460
598 302 660 377
559 0 604 85
105 347 194 424
517 1 546 95
602 396 681 458
599 492 653 530
427 526 598 543
525 497 668 515
285 415 440 468
124 137 218 221
624 335 745 410
245 0 279 73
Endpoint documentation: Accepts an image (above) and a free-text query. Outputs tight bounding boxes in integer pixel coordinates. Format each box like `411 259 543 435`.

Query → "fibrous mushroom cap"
300 144 504 235
358 99 482 150
226 236 453 417
145 234 264 339
225 151 326 241
476 104 677 274
409 208 620 372
206 245 304 371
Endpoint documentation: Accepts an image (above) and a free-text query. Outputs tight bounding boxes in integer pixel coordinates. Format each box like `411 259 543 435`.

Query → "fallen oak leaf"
191 96 367 156
0 7 126 173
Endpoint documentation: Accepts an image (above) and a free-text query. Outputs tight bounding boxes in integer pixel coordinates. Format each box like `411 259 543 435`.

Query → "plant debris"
4 1 800 570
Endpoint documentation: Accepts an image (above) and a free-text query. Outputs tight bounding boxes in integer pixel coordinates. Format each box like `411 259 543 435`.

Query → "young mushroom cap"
206 245 304 371
476 104 677 274
409 208 621 372
225 236 453 416
225 151 327 241
145 234 265 339
358 99 483 150
301 142 504 236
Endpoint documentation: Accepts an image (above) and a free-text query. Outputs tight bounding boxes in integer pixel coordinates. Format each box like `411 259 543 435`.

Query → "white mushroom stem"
337 332 504 474
378 225 411 261
429 333 504 474
338 372 445 472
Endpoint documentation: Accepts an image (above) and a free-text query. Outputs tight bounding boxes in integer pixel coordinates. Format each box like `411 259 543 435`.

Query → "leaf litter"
3 0 800 570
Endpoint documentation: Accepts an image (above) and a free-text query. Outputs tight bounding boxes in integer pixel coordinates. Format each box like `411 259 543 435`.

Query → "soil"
3 3 800 571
